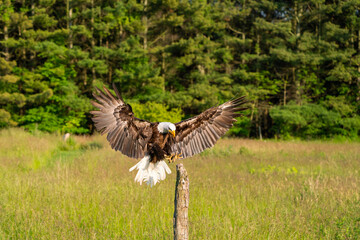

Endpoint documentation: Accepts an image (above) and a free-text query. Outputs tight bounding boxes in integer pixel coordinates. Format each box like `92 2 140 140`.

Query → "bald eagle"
91 84 248 186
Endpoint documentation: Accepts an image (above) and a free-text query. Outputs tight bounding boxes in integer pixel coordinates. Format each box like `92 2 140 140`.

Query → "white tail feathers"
129 155 171 187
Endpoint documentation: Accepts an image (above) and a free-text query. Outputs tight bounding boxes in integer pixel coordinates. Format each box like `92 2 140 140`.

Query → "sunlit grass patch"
0 128 359 239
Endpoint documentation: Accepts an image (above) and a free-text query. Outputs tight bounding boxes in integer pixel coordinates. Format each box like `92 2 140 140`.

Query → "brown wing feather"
91 84 153 159
171 96 248 159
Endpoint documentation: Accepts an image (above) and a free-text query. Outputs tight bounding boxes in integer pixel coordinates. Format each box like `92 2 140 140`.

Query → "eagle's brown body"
146 128 172 162
91 84 248 185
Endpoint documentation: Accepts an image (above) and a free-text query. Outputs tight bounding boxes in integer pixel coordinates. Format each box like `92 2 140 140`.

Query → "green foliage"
227 117 252 137
17 59 92 134
270 103 359 139
0 92 26 107
130 101 184 123
20 107 62 132
0 109 16 127
0 0 358 138
322 96 356 117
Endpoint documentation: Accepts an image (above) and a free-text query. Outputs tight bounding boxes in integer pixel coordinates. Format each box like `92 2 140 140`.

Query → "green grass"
0 128 359 239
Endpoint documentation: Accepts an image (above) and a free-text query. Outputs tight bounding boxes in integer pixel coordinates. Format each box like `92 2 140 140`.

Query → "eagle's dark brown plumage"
91 84 247 186
170 95 247 159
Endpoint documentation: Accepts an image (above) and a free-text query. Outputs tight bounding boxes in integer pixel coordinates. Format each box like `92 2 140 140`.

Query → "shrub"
129 101 184 123
270 103 359 139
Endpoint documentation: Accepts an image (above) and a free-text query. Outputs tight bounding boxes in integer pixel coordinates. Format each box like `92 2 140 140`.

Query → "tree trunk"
318 3 321 42
108 66 112 83
264 108 268 138
173 163 189 240
29 1 35 70
31 0 35 16
4 25 9 61
83 68 87 86
283 79 287 105
91 0 96 83
292 2 301 104
142 0 148 50
67 0 73 49
3 0 10 60
254 100 259 138
242 0 246 65
357 29 360 101
249 103 255 138
292 67 301 104
162 51 166 90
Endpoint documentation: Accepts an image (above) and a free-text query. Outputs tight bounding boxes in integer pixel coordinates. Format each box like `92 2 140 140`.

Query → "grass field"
0 128 359 239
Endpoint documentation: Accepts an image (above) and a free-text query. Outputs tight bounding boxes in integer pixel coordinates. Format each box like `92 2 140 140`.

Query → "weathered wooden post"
173 163 189 240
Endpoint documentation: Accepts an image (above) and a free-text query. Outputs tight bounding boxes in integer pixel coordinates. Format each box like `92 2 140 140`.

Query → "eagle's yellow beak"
169 130 176 137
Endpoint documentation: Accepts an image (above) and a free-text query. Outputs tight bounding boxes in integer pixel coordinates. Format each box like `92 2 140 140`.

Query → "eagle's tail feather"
129 155 171 187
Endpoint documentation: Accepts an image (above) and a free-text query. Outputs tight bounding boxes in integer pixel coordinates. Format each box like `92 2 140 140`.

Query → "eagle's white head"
158 122 176 137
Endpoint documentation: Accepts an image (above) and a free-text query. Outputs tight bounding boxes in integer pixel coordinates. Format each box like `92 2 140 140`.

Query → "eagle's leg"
165 153 183 163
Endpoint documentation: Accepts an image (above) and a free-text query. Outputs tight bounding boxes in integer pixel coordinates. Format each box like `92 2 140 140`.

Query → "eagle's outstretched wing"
171 97 248 159
91 84 153 159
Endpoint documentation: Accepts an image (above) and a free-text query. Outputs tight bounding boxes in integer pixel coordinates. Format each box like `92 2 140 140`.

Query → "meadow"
0 128 359 239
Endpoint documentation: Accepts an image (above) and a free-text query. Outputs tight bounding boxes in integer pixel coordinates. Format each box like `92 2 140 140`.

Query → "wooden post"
173 163 189 240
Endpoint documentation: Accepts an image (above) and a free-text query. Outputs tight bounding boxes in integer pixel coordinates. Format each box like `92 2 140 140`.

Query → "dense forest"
0 0 359 139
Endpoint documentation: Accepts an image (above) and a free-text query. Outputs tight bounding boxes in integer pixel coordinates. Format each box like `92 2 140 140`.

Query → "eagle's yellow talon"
164 154 174 163
164 153 183 163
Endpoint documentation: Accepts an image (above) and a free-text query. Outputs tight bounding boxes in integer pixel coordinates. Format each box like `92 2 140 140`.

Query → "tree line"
0 0 359 139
